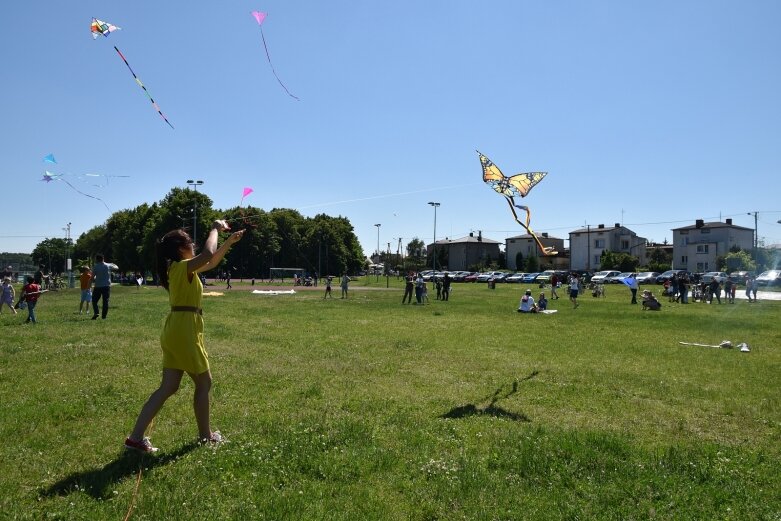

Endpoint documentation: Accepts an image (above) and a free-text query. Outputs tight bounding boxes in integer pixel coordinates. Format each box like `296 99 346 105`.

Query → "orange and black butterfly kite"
477 150 557 256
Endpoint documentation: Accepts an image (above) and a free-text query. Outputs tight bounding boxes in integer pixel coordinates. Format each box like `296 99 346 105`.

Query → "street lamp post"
428 202 440 271
374 223 381 282
64 222 73 288
187 180 204 243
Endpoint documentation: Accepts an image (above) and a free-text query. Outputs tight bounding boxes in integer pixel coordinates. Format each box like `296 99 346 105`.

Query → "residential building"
569 223 647 271
427 232 501 271
505 233 566 270
671 219 753 272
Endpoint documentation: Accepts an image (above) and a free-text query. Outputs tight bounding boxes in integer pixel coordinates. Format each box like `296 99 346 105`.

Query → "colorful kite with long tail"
478 150 557 255
251 11 299 100
113 46 175 129
89 18 174 128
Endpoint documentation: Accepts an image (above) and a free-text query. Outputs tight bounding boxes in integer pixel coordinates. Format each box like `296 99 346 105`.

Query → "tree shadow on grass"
440 370 539 422
40 442 198 500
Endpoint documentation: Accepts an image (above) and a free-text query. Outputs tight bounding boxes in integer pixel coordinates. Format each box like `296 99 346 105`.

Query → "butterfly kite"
478 151 557 256
40 154 129 210
251 11 299 100
91 18 174 128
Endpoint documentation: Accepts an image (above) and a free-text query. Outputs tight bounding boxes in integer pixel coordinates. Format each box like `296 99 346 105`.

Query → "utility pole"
428 202 440 271
187 180 204 243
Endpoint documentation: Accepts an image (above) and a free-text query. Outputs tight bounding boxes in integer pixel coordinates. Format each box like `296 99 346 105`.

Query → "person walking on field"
91 254 118 320
550 273 559 299
569 273 580 309
125 220 244 453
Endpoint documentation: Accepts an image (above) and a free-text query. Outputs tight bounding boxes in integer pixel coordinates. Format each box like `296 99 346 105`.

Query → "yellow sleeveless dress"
161 260 208 374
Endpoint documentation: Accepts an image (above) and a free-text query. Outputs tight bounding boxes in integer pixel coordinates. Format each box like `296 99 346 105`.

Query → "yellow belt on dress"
170 306 203 315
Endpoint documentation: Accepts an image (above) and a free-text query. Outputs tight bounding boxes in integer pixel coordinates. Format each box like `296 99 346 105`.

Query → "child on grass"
19 276 41 323
1 277 17 315
78 266 92 314
125 220 244 453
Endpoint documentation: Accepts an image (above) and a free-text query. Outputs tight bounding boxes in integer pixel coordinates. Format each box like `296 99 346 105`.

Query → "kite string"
258 27 299 100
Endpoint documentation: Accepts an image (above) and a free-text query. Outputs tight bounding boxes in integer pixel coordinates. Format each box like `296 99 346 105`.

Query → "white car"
701 271 728 284
590 270 621 284
505 272 526 283
476 271 504 282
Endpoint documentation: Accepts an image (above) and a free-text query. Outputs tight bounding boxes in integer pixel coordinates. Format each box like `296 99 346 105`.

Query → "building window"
680 230 688 235
621 240 629 250
681 237 688 246
593 255 601 266
594 239 605 248
696 244 709 254
681 255 688 264
697 262 709 271
701 229 710 234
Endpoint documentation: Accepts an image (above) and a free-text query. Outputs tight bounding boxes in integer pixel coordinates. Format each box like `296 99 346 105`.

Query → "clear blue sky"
2 1 780 257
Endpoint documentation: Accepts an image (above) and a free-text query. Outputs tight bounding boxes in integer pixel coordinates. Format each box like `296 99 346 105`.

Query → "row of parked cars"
589 269 781 287
420 268 781 287
420 269 578 284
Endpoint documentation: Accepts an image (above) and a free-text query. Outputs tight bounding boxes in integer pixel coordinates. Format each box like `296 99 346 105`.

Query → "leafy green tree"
721 250 756 272
406 238 426 271
221 206 279 278
73 225 110 264
524 255 539 273
647 246 672 272
31 238 72 274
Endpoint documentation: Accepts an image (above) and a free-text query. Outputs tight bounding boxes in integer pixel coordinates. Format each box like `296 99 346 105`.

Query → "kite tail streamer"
60 178 111 212
114 46 175 129
257 28 299 100
504 196 557 256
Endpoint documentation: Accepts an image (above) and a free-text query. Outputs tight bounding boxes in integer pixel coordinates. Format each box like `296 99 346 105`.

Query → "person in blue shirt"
91 254 119 320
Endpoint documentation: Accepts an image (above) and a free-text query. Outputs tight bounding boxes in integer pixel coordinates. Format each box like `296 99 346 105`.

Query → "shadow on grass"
40 442 198 500
441 370 539 422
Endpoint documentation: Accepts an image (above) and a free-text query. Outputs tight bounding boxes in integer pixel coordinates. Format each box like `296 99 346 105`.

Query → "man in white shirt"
517 289 537 313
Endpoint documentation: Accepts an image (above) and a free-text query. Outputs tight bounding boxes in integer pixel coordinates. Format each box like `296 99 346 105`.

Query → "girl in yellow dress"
125 220 244 452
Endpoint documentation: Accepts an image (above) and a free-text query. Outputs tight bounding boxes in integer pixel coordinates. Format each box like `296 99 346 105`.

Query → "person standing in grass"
569 273 580 308
125 220 244 453
402 271 414 304
625 273 639 304
1 277 17 315
324 275 333 298
77 266 92 315
340 273 350 299
442 272 451 301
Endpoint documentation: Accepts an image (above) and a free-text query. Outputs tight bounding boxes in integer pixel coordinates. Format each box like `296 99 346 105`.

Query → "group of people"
662 273 759 304
517 289 549 313
323 274 351 299
402 272 452 305
0 256 120 324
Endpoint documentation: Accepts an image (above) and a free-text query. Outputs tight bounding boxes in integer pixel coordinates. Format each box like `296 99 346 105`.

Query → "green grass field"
1 279 779 520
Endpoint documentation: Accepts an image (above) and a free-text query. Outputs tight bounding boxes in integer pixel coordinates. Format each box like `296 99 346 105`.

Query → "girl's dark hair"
156 229 192 291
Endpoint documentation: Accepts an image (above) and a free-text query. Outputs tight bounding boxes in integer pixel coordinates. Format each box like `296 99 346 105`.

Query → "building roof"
506 233 563 241
672 221 753 232
569 223 629 234
434 235 501 245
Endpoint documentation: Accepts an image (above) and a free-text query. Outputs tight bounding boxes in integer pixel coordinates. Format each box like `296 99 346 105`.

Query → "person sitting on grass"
124 220 245 453
517 289 538 313
641 290 662 311
537 292 548 311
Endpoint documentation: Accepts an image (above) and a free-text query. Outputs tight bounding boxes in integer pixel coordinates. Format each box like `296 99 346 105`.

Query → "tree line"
30 188 366 279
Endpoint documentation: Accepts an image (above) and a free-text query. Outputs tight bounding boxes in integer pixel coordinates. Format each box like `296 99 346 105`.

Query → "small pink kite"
240 187 254 205
251 11 299 100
